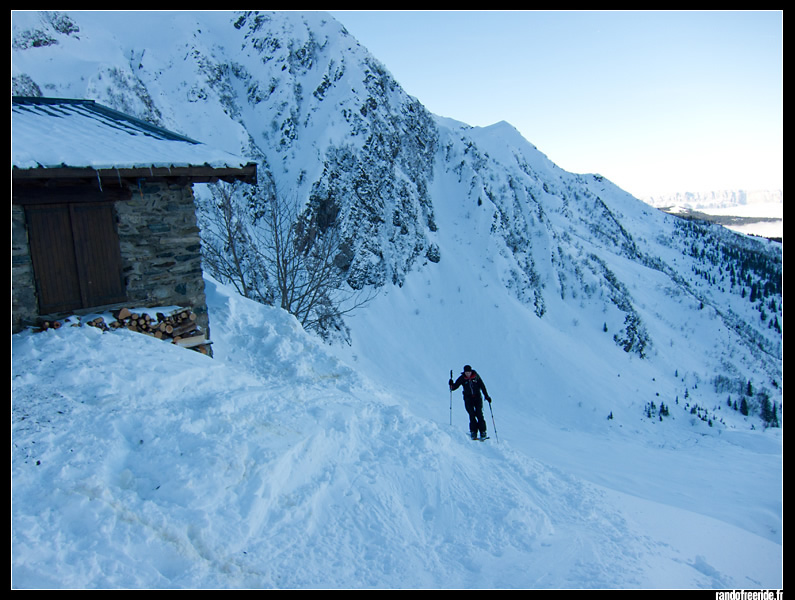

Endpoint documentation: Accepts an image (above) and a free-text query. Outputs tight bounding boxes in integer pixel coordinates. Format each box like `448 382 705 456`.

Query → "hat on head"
463 365 472 372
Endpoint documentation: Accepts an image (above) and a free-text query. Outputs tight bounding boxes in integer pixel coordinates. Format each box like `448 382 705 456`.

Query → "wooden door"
25 201 126 314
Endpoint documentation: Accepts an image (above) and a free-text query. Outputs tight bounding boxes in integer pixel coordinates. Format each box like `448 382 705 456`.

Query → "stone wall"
114 181 210 335
11 180 211 339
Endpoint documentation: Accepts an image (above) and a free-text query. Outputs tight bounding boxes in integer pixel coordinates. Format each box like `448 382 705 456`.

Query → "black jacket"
450 370 490 402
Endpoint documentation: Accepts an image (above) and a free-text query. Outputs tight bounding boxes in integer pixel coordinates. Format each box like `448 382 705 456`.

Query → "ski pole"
449 370 453 426
488 399 499 443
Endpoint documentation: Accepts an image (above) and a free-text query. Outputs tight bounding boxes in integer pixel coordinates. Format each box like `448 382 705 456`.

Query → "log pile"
36 306 211 355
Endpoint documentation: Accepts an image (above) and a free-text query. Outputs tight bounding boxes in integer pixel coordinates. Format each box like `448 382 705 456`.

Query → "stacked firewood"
37 306 211 355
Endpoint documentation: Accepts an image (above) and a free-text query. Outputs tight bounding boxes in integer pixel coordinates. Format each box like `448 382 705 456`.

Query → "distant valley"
643 190 782 240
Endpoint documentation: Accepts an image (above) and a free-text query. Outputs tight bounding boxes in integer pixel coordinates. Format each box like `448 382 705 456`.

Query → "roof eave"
12 163 258 186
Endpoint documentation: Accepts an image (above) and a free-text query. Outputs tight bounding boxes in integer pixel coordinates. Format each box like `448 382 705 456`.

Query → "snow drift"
11 277 781 588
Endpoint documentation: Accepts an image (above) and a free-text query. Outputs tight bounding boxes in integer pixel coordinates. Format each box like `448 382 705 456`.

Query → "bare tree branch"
197 182 271 304
198 181 376 342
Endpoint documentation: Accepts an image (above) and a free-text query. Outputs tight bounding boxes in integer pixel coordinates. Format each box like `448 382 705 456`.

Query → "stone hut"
12 97 256 348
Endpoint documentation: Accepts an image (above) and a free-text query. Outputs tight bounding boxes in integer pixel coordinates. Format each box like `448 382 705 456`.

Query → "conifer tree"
740 397 749 416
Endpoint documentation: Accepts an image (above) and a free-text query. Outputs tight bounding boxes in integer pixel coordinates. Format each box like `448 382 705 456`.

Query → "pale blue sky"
330 10 782 199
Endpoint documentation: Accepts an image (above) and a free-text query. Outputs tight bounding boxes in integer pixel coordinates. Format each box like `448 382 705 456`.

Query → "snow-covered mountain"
12 11 782 589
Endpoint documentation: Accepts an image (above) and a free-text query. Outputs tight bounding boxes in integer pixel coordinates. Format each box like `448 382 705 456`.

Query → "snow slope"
11 276 782 589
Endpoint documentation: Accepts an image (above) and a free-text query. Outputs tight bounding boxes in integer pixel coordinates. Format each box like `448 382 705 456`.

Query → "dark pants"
464 396 486 437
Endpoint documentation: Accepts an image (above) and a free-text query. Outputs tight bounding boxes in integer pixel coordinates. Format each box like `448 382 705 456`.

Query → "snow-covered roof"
11 97 255 180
